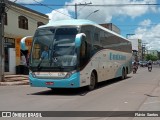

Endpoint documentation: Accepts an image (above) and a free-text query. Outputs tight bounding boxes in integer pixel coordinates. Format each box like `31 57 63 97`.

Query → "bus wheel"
121 68 125 80
88 72 96 91
124 69 127 79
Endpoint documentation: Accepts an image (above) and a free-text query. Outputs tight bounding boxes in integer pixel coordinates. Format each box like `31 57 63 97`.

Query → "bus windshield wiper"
37 52 49 70
37 58 44 70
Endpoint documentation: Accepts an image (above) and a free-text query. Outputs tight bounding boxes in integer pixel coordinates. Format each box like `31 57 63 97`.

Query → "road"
0 65 160 120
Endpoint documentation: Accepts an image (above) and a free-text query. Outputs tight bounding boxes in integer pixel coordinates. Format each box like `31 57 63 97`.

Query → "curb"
0 75 29 86
0 80 29 86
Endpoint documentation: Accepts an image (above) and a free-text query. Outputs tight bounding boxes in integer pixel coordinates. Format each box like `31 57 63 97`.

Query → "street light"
85 10 99 19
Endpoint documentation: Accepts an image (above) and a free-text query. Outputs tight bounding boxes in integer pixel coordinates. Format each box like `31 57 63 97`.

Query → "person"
40 46 49 60
148 60 152 71
133 61 138 73
20 50 28 66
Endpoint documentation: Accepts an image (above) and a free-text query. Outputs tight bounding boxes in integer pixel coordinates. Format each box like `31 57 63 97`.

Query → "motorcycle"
133 65 137 74
148 65 152 72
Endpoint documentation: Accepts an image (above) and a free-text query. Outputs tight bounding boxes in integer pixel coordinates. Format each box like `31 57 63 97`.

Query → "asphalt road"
0 65 160 120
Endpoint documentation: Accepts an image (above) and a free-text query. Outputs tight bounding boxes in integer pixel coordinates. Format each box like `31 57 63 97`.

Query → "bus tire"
124 68 127 79
125 67 128 79
88 71 97 91
121 68 125 80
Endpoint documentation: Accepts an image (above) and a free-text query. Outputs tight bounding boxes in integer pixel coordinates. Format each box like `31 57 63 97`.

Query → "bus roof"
39 19 97 28
39 19 129 41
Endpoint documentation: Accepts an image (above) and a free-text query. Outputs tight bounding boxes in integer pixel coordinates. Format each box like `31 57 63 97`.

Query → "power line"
11 8 47 25
6 1 50 24
19 3 160 7
32 0 73 19
75 2 92 19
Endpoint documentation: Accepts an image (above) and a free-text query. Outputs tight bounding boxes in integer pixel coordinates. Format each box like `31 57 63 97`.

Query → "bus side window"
93 28 101 52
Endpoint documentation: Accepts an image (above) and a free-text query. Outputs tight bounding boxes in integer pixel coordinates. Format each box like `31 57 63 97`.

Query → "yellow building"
4 1 49 74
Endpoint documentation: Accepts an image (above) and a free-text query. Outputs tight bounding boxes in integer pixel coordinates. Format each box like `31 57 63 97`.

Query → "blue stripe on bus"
29 72 80 88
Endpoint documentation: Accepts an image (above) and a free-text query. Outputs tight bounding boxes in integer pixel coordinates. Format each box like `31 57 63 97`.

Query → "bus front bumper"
29 72 80 88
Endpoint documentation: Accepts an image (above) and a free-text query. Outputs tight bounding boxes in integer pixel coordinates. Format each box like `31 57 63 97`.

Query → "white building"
128 39 142 61
4 1 49 74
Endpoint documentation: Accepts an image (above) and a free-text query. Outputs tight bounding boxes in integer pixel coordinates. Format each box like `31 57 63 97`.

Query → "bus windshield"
29 27 79 72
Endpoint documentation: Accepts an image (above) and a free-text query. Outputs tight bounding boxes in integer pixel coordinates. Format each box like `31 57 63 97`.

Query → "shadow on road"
28 76 131 96
28 88 89 96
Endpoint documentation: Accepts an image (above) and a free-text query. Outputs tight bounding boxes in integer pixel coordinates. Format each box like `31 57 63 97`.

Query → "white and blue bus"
26 19 132 90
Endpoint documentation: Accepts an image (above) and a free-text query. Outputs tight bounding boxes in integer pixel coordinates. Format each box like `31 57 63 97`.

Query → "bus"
24 19 132 90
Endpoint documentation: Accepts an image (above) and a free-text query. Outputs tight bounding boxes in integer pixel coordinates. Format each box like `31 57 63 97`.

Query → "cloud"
17 0 158 51
139 19 151 27
46 0 158 23
130 19 160 51
9 0 43 4
46 8 72 21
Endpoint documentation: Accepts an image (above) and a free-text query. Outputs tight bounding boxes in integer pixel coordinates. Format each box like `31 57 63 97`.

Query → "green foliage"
145 54 158 61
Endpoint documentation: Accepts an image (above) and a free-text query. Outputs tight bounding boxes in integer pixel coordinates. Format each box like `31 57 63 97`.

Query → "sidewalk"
0 75 29 86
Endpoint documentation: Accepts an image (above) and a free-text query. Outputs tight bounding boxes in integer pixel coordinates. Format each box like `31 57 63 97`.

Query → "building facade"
4 1 49 74
128 39 142 61
100 23 121 34
138 39 142 60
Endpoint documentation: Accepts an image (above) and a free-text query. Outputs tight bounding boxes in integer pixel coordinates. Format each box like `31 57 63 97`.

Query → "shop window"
18 16 28 30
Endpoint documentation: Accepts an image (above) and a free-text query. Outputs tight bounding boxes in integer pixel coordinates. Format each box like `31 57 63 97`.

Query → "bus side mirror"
20 36 32 67
20 36 32 50
75 33 87 58
75 33 86 48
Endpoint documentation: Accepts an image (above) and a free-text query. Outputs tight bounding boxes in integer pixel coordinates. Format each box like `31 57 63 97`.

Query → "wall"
4 4 49 74
5 7 48 37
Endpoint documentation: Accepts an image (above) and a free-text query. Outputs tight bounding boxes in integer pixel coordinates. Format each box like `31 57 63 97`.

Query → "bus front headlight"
31 72 36 78
65 70 76 78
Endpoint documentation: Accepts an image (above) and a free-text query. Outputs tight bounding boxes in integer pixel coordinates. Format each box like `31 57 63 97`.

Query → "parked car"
139 61 148 67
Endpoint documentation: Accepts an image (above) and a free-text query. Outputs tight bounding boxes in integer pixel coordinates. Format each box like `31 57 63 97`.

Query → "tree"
145 54 158 61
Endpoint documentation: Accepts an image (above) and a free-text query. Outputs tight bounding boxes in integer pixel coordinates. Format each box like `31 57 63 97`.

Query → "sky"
10 0 160 51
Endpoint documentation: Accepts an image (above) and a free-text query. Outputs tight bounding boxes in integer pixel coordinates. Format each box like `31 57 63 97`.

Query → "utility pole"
75 2 92 19
75 3 77 19
142 43 146 61
0 0 6 82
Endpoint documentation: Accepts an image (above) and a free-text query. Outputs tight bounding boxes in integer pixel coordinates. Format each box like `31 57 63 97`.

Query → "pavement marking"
144 101 160 104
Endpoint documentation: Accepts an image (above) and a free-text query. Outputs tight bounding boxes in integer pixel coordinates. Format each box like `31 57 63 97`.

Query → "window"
18 16 28 30
37 22 44 27
93 28 102 51
4 13 7 25
81 25 94 56
81 25 93 44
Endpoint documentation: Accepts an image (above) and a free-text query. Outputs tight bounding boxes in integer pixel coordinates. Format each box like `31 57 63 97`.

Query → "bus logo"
53 57 57 62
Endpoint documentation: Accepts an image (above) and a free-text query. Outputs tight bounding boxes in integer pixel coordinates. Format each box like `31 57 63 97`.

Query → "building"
138 39 142 60
128 39 142 61
4 1 49 74
100 23 121 34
